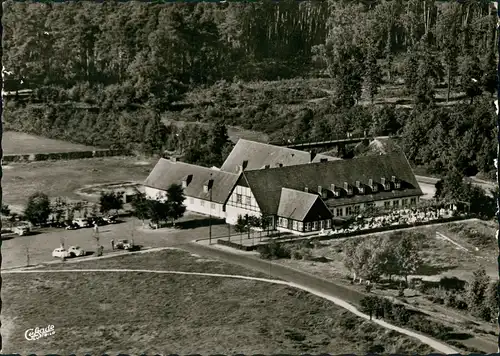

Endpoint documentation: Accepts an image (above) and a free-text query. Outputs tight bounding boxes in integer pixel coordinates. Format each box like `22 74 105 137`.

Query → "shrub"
439 276 466 291
258 241 291 259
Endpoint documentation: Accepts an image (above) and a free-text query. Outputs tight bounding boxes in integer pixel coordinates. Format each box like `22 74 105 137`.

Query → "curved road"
4 267 458 354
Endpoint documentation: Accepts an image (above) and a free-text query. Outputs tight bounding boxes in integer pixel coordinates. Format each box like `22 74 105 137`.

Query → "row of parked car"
65 215 117 230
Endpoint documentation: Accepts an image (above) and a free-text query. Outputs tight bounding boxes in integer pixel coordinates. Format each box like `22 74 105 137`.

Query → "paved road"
415 175 495 197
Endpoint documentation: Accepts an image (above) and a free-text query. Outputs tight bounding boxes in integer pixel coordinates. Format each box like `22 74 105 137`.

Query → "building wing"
144 158 240 204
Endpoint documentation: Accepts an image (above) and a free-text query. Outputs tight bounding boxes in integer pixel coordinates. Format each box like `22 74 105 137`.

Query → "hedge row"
2 149 130 162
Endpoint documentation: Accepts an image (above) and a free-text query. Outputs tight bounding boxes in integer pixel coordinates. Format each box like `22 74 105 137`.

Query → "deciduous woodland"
2 0 497 176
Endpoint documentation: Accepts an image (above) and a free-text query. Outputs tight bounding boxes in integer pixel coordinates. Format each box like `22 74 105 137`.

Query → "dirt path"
3 267 458 354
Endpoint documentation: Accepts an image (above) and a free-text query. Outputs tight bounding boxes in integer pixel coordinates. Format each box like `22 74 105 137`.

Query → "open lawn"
2 157 157 212
2 251 434 354
3 131 98 154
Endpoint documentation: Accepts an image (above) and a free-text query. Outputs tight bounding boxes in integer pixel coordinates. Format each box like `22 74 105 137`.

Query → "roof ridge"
237 138 311 155
159 158 239 176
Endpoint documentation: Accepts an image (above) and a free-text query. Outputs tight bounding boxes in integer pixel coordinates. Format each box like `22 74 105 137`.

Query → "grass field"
3 131 98 154
2 157 157 212
2 250 434 354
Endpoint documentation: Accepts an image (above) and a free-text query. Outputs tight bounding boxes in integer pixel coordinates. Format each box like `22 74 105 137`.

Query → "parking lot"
1 216 231 269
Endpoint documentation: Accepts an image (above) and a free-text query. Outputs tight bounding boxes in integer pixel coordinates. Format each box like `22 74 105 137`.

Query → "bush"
439 276 466 291
258 241 291 259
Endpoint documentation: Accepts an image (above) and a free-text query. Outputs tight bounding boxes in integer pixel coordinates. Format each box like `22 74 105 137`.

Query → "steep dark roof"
220 139 311 173
144 158 240 204
242 151 423 215
277 188 333 221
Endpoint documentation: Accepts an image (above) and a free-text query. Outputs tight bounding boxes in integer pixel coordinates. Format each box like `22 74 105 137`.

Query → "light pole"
209 174 213 245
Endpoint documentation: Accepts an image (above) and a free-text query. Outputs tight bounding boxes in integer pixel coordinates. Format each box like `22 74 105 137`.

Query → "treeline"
2 0 497 178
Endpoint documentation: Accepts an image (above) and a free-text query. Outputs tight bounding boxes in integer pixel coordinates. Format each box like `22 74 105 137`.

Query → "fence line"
2 149 131 163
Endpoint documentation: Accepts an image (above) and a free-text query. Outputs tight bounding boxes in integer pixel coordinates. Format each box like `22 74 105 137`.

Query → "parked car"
67 246 85 257
103 215 117 224
73 218 90 228
52 247 69 258
65 222 79 230
13 225 30 236
90 217 107 226
115 239 133 250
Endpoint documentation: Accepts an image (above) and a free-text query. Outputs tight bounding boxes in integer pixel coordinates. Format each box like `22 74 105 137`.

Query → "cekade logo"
24 325 55 341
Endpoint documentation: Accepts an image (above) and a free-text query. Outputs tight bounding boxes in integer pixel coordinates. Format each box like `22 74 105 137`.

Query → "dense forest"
2 0 498 177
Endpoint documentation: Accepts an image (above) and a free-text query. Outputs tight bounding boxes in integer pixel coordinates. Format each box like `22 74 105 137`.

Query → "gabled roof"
241 151 423 215
144 158 240 204
277 188 333 221
220 139 311 173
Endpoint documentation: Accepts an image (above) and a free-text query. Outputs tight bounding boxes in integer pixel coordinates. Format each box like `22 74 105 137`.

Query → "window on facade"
313 221 319 230
346 207 353 215
281 218 288 227
384 201 391 209
298 222 303 231
326 219 331 229
410 198 417 205
393 200 399 207
402 199 408 206
305 222 311 231
354 205 360 214
246 196 251 205
200 200 205 207
236 194 242 204
211 203 216 210
320 220 324 229
293 221 298 230
336 208 343 216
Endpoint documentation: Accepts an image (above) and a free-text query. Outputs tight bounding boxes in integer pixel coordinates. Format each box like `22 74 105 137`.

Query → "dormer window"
242 160 248 170
182 180 187 188
334 190 340 197
264 165 270 169
203 184 209 193
182 174 193 188
344 182 353 196
381 177 390 191
392 176 401 189
304 186 309 193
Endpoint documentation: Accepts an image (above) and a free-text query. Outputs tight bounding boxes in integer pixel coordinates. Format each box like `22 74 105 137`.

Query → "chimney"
381 177 386 185
171 157 177 162
330 183 336 192
344 182 349 190
355 181 361 188
304 186 309 193
368 178 373 187
318 185 322 196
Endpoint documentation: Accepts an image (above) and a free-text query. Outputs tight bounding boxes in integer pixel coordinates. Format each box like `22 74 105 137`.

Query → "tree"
483 280 499 322
458 55 483 105
363 49 383 104
131 192 150 225
165 183 186 226
235 214 247 244
394 235 422 285
465 266 490 315
360 295 381 321
1 204 10 216
24 192 52 226
146 196 170 228
99 191 124 215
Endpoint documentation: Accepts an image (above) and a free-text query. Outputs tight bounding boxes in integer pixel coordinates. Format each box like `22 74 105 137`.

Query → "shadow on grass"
309 256 333 263
442 332 473 341
176 218 226 230
415 263 457 276
83 251 95 257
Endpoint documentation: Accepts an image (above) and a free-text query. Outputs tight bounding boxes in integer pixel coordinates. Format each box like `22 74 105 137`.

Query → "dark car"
65 222 79 230
103 215 117 224
90 217 107 226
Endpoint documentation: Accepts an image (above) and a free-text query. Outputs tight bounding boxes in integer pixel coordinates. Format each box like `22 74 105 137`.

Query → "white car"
73 218 90 228
115 239 133 250
52 247 69 258
67 246 85 257
13 225 30 236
